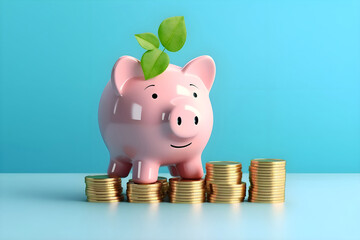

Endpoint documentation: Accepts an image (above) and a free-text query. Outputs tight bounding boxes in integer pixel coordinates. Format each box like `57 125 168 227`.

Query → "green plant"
135 16 187 80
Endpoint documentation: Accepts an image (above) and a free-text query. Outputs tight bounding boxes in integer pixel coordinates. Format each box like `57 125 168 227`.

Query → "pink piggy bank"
98 55 216 183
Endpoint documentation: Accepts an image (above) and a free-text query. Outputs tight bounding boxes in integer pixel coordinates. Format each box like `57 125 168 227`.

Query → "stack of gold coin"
85 175 124 202
169 178 205 203
157 176 169 197
248 159 286 203
126 180 163 203
206 161 246 203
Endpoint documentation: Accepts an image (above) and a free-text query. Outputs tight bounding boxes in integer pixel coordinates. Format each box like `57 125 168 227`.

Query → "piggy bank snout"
170 105 200 138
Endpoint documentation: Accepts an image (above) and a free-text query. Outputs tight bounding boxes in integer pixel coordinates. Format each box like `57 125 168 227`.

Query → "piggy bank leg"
132 160 160 184
177 158 204 179
107 157 132 178
168 165 180 177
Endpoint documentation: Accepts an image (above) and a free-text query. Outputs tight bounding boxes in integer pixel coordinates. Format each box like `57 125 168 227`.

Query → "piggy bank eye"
152 93 158 99
193 92 198 98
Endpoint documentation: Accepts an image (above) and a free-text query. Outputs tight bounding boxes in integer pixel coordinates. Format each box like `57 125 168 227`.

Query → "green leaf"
135 33 160 50
158 16 186 52
140 49 170 80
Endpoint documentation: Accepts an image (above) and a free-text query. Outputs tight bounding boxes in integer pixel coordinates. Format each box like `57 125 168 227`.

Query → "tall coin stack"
206 161 246 203
169 178 205 203
126 180 163 203
248 159 286 203
85 175 124 202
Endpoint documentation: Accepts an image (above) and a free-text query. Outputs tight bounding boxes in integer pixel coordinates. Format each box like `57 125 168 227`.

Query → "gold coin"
206 165 242 170
88 199 121 203
210 185 246 191
249 176 286 181
249 168 286 173
248 196 285 200
127 186 161 191
249 188 284 193
169 188 205 193
169 178 204 184
206 175 242 180
169 193 205 198
251 158 285 164
206 180 241 185
250 181 286 185
209 190 245 195
169 184 204 188
169 196 205 201
248 197 285 201
208 195 245 200
126 188 162 193
206 171 242 176
85 175 121 181
206 174 242 179
249 171 286 176
249 170 286 175
206 161 242 166
249 190 284 195
249 195 284 200
248 199 284 203
126 194 162 198
85 180 122 185
249 181 286 186
208 199 242 203
86 185 122 190
169 194 205 199
208 198 244 203
87 196 122 200
250 165 285 169
250 184 286 188
208 196 244 201
127 181 162 186
169 199 205 204
206 170 242 175
86 184 121 189
209 183 245 189
86 191 120 196
127 196 163 200
206 178 242 183
250 178 286 183
169 199 203 202
86 188 121 192
128 199 162 203
210 188 245 193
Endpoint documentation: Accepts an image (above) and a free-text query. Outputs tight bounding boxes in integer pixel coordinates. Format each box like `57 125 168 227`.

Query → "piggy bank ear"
111 56 143 96
182 56 216 91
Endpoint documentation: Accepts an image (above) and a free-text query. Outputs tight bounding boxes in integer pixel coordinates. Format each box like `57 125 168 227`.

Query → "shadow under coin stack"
85 175 124 202
248 159 286 203
206 161 246 203
126 180 163 203
169 178 205 203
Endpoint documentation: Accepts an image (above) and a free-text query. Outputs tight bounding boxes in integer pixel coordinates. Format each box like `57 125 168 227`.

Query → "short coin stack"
169 178 205 203
157 176 169 197
206 161 246 203
126 180 163 203
85 175 124 202
248 159 286 203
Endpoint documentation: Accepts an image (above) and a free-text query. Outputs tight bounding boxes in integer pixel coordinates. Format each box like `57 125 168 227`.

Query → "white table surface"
0 173 359 240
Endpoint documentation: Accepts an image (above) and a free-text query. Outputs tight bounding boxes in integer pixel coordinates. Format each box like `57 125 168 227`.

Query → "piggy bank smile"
170 142 192 148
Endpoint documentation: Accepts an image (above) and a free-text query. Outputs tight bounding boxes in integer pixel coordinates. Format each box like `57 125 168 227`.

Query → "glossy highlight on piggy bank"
98 55 216 183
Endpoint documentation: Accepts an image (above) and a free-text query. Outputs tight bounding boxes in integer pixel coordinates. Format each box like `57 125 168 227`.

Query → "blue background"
0 0 359 173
